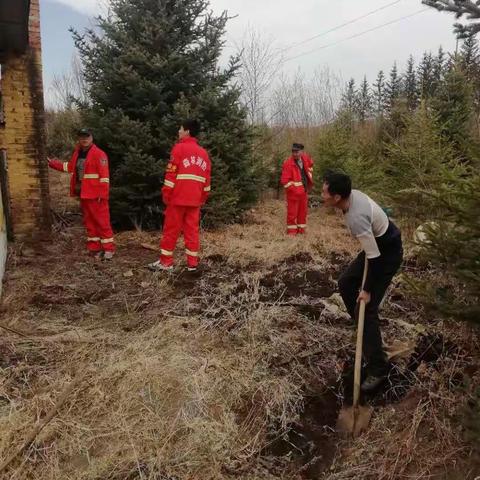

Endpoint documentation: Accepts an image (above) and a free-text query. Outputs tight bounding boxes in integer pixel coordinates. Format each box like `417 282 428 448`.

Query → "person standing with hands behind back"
48 128 115 259
148 119 211 273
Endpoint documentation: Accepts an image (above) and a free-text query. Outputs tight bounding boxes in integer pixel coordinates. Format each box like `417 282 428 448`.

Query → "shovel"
336 256 373 437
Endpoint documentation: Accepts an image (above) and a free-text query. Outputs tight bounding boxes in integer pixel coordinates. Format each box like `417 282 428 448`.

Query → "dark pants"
338 238 403 376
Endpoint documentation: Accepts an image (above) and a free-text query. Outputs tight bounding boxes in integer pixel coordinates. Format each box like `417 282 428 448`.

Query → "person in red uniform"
280 143 314 235
48 128 115 259
148 119 211 272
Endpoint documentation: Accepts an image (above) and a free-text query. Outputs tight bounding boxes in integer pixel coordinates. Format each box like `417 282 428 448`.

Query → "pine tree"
356 76 372 123
372 70 386 117
410 164 480 323
340 78 358 115
72 0 257 228
403 55 419 111
432 66 478 162
418 52 436 99
433 46 446 91
460 36 480 79
385 62 402 112
385 104 452 203
459 36 480 118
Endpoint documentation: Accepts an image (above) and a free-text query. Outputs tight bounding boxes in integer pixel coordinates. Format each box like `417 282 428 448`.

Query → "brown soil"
1 189 479 480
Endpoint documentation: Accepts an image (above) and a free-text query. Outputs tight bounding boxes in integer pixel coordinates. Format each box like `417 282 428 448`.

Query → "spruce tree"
403 55 419 111
460 36 480 79
72 0 257 228
459 36 480 117
372 70 386 117
433 46 446 91
413 167 480 323
417 52 436 99
385 104 450 200
432 66 478 162
340 78 358 116
357 76 372 123
385 62 402 112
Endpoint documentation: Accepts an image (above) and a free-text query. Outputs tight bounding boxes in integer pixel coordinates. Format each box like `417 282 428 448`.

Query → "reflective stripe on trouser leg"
160 205 185 267
91 199 115 252
81 199 101 251
297 193 308 234
183 206 201 267
286 195 300 235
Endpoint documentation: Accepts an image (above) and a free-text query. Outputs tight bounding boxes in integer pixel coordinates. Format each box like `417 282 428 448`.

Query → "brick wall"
0 0 51 241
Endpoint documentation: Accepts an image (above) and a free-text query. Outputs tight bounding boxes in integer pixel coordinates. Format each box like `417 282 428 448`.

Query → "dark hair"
181 119 200 137
324 172 352 199
322 168 335 182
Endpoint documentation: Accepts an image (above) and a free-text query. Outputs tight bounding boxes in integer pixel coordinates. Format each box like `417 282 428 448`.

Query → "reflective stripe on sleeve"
203 185 211 192
164 180 175 188
100 178 110 183
83 174 100 179
63 162 69 172
176 174 206 183
284 181 303 188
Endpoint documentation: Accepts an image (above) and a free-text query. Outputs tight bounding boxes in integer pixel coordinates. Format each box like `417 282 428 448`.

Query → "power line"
283 8 430 64
279 0 404 54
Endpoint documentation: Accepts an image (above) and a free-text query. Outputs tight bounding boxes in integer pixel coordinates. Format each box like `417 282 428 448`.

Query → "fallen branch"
141 242 159 252
0 324 122 347
0 371 87 474
0 323 29 338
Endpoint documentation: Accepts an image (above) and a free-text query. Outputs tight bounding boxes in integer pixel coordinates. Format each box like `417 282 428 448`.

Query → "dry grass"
0 183 479 479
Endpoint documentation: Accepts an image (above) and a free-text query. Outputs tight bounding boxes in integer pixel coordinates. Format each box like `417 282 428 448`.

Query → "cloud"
46 0 105 16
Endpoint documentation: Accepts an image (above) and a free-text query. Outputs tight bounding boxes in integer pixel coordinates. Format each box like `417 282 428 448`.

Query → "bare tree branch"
48 54 89 111
236 27 283 125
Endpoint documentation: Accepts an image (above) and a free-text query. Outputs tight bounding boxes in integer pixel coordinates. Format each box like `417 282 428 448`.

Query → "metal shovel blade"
336 405 373 437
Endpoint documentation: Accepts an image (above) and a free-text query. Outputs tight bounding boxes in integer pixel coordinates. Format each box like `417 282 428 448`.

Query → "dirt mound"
259 252 336 302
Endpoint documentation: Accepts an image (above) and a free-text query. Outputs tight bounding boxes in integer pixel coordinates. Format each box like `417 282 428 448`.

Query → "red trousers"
81 199 115 252
286 193 308 235
160 205 200 268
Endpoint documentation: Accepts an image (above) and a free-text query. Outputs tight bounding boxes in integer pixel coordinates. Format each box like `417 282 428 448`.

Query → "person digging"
322 172 403 392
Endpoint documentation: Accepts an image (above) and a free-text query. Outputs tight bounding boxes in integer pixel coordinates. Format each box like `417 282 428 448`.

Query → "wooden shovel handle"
353 256 368 409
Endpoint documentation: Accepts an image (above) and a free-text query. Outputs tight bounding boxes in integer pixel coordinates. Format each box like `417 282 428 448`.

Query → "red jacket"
280 153 314 196
49 144 110 199
162 137 211 207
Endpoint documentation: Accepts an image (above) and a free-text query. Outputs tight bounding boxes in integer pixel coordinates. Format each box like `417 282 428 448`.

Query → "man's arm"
356 232 382 299
162 147 179 205
201 155 211 205
280 161 292 188
48 156 72 173
97 153 110 199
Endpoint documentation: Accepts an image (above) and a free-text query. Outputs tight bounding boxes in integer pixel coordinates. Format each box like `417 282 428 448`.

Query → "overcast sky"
41 0 459 105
